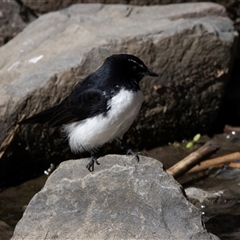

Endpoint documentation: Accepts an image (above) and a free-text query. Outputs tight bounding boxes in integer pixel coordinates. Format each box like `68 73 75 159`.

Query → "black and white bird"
19 54 158 171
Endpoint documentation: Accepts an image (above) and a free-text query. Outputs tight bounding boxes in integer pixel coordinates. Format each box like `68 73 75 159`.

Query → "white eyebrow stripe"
128 59 144 68
128 59 138 64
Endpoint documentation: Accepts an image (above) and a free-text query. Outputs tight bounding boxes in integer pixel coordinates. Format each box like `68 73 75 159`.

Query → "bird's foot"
126 149 141 162
86 156 100 172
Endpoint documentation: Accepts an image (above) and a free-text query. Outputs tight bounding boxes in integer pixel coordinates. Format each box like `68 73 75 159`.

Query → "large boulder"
20 0 240 14
0 3 238 179
11 155 219 239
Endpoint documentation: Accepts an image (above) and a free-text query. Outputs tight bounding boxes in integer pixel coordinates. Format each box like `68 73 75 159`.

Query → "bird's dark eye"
132 65 137 71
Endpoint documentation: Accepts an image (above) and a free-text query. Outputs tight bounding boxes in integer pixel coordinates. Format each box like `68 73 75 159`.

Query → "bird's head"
104 54 158 82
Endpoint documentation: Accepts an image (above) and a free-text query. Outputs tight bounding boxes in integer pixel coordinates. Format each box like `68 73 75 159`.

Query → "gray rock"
0 0 37 47
20 0 188 14
11 155 219 239
0 3 238 161
20 0 238 14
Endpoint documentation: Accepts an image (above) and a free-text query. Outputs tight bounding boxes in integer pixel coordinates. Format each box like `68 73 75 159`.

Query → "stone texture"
0 0 37 47
21 0 187 14
20 0 239 14
0 3 238 156
11 155 218 239
185 168 240 216
1 1 238 47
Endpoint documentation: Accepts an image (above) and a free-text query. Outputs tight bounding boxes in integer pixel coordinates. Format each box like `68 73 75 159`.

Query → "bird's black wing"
19 105 59 124
48 88 109 127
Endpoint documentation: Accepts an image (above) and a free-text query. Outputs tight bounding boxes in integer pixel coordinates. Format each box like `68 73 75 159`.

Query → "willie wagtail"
19 54 158 171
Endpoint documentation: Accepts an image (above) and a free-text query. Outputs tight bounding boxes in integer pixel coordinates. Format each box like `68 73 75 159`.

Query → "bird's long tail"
19 105 59 125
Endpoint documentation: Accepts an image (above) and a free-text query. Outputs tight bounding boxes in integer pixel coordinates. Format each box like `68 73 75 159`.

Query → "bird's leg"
117 138 140 162
86 151 100 172
126 149 140 162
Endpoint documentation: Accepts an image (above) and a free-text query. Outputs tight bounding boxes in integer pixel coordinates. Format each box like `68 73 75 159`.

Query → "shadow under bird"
19 54 158 171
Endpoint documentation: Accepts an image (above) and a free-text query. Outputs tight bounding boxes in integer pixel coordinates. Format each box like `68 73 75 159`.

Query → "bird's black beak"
145 69 159 77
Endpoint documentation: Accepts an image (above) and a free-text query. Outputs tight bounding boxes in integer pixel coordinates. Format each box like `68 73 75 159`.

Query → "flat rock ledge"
11 155 218 239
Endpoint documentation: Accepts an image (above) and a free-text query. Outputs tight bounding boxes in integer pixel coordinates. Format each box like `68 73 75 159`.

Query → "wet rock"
185 168 240 239
11 155 218 239
0 3 238 160
185 168 240 216
0 0 37 47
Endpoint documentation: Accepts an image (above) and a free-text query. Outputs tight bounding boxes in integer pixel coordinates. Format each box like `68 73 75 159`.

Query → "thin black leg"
86 151 100 172
126 148 140 162
117 138 140 162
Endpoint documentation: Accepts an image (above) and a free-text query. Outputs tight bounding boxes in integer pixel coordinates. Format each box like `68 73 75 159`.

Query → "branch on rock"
166 140 219 178
187 152 240 173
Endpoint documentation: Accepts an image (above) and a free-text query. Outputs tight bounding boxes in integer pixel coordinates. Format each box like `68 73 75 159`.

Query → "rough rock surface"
22 0 196 14
0 3 238 160
0 0 37 47
11 155 218 239
20 0 239 14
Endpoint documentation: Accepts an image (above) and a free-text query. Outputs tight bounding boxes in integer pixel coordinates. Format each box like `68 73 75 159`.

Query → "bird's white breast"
63 89 144 153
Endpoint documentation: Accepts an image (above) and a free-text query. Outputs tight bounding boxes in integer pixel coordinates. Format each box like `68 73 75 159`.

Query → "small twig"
187 152 240 173
228 162 240 168
0 115 25 160
166 140 219 178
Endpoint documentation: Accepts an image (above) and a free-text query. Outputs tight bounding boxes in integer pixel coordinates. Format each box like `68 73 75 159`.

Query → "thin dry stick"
166 140 219 178
228 162 240 168
187 152 240 173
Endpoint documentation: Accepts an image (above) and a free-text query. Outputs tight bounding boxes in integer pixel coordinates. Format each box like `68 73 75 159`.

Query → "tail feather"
19 105 59 125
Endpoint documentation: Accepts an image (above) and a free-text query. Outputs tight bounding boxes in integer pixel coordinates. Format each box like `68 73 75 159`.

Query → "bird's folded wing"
49 89 108 127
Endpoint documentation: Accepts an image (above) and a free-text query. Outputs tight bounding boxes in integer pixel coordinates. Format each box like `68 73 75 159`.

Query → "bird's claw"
86 157 100 172
126 149 140 162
